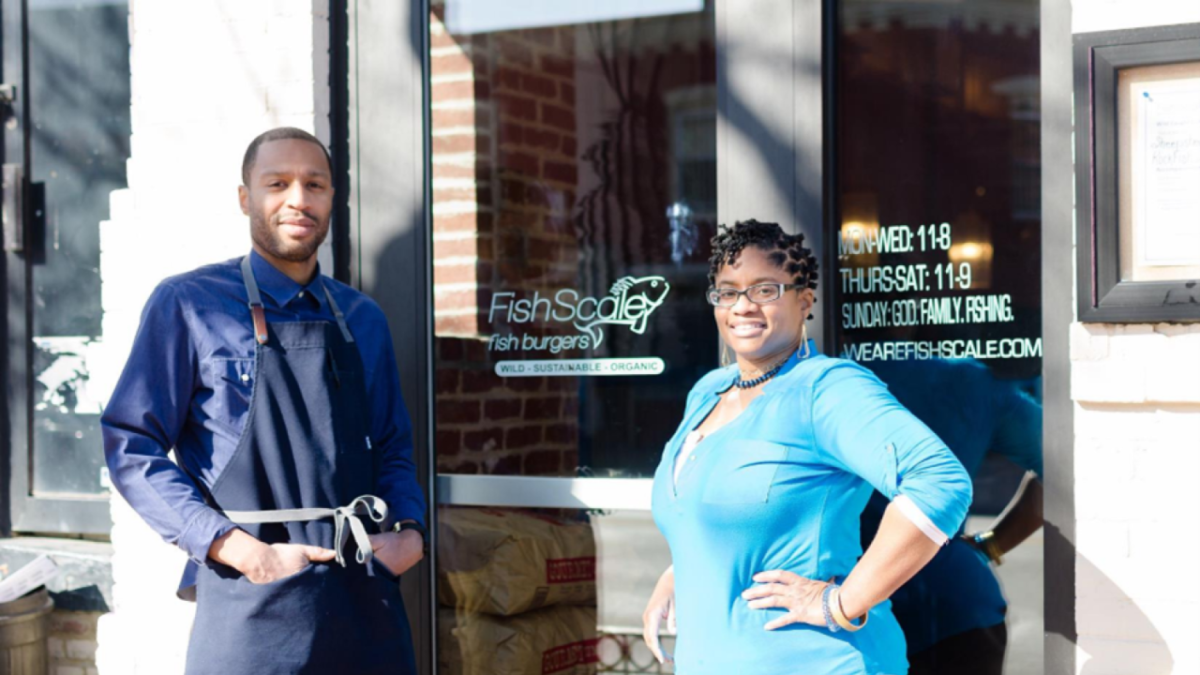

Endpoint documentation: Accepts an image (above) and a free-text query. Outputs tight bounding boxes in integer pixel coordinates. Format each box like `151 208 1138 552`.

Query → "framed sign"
1075 25 1200 322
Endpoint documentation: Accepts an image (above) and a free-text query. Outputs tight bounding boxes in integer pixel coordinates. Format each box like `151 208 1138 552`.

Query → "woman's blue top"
651 346 973 675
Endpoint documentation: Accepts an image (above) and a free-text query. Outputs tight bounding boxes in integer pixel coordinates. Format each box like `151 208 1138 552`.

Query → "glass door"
429 1 714 671
832 2 1044 673
3 0 130 534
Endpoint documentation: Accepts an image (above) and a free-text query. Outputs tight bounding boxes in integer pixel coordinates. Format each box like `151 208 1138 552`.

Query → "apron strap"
224 495 390 576
241 255 354 345
240 256 270 345
320 281 355 344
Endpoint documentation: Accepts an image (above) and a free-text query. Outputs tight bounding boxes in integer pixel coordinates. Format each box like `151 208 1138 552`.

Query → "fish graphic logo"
573 276 671 348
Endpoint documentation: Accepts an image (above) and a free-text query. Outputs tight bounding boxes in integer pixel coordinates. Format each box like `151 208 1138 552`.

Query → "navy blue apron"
183 257 417 675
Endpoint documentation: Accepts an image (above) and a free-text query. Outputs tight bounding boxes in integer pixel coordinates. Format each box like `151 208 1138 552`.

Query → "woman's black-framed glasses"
706 283 805 307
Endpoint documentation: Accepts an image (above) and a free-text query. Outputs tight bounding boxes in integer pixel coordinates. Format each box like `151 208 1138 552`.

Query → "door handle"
0 83 15 121
2 163 24 252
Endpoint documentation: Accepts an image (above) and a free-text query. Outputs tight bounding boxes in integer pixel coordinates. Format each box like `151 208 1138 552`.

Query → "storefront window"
430 2 713 671
436 506 673 674
430 0 716 479
835 1 1043 672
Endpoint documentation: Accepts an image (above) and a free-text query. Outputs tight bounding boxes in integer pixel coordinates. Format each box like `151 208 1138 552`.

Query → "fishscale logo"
488 276 671 349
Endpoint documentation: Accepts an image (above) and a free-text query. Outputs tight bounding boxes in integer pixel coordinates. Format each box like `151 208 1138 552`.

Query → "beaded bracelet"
821 583 841 633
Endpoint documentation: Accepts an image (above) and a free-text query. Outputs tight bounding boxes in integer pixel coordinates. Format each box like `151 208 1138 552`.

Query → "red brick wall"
431 5 581 477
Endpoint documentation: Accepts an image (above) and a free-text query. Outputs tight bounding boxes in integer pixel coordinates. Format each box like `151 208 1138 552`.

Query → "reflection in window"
430 1 717 479
835 2 1043 674
436 506 673 674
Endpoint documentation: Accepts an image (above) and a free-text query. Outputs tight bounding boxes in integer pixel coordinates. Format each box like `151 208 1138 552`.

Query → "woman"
643 219 973 675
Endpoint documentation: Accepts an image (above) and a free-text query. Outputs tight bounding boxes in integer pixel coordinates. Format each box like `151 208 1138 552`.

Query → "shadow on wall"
713 44 822 232
363 208 435 675
1044 523 1174 674
361 208 430 444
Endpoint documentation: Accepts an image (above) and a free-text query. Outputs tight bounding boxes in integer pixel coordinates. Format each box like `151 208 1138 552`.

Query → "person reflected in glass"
642 219 973 675
860 358 1043 675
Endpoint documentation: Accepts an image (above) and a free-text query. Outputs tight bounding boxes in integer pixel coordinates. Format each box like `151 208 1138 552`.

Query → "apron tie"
223 495 391 576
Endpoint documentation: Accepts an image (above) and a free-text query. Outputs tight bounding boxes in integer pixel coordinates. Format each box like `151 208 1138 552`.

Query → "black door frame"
339 0 436 672
0 0 25 538
1042 0 1077 673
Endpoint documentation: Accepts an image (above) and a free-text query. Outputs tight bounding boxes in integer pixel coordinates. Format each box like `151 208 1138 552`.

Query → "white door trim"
436 475 654 511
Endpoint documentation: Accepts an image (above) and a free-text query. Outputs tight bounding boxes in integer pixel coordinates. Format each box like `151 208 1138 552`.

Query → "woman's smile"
728 320 767 338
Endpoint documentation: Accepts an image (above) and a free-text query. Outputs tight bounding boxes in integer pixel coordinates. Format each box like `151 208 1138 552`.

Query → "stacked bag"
437 507 599 675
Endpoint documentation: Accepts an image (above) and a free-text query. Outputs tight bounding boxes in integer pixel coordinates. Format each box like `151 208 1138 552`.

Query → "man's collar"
248 249 323 308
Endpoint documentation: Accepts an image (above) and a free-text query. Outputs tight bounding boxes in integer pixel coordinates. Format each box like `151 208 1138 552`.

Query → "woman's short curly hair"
707 219 820 294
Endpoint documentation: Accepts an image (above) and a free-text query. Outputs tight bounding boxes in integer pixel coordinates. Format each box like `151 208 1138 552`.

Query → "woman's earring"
720 343 732 367
797 324 811 360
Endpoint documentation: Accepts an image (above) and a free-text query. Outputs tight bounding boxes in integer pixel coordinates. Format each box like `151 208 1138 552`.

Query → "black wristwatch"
394 520 429 556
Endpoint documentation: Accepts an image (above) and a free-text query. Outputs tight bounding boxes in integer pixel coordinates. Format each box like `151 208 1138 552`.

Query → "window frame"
3 0 114 536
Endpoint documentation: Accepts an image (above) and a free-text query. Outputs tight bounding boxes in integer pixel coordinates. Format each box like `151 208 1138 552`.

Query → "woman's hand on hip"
743 569 830 630
641 565 676 665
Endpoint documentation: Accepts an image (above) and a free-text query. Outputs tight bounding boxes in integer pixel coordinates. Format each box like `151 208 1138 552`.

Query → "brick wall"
48 611 102 675
93 1 329 673
430 5 582 477
1070 324 1200 675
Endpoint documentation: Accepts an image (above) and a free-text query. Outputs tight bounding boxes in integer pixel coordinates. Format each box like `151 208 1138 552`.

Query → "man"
103 127 425 674
860 358 1043 675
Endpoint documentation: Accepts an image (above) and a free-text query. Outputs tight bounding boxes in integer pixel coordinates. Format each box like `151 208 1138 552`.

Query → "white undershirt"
673 430 703 483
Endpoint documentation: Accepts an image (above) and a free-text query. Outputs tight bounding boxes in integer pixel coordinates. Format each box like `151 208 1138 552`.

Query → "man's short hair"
241 127 332 185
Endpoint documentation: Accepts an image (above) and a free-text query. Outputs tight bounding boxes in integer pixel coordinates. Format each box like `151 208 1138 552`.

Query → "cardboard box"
438 508 597 616
438 605 599 675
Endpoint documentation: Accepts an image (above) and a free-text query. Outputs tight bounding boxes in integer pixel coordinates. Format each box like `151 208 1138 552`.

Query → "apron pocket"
701 440 788 504
371 558 400 583
190 563 333 672
252 561 320 587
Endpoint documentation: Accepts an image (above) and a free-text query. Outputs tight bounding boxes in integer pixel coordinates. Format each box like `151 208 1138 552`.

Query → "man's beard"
250 211 328 263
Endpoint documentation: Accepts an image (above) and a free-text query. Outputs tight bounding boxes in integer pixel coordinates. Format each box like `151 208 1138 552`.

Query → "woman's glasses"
706 283 804 307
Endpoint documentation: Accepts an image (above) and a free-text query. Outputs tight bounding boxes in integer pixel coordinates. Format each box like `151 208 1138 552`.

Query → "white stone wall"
1072 0 1200 33
93 1 329 673
1071 325 1200 674
1071 5 1200 674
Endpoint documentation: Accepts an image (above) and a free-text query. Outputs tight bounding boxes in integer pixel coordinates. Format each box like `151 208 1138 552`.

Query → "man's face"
239 139 333 264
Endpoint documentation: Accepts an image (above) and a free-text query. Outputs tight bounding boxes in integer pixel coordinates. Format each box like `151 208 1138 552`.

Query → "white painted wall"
1071 4 1200 674
93 1 328 673
1071 325 1200 674
1073 0 1200 33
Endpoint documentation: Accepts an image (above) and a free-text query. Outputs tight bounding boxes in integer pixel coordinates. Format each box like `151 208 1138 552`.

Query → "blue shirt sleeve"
990 381 1044 478
101 283 237 564
365 315 427 528
810 362 972 540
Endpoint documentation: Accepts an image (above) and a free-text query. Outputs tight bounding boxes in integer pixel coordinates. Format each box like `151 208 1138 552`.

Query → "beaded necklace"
734 359 787 389
734 339 813 390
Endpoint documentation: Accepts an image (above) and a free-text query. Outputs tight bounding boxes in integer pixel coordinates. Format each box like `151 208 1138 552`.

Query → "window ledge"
0 536 113 612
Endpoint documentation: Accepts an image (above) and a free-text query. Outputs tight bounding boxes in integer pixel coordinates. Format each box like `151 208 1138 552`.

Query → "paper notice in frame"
1135 78 1200 268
